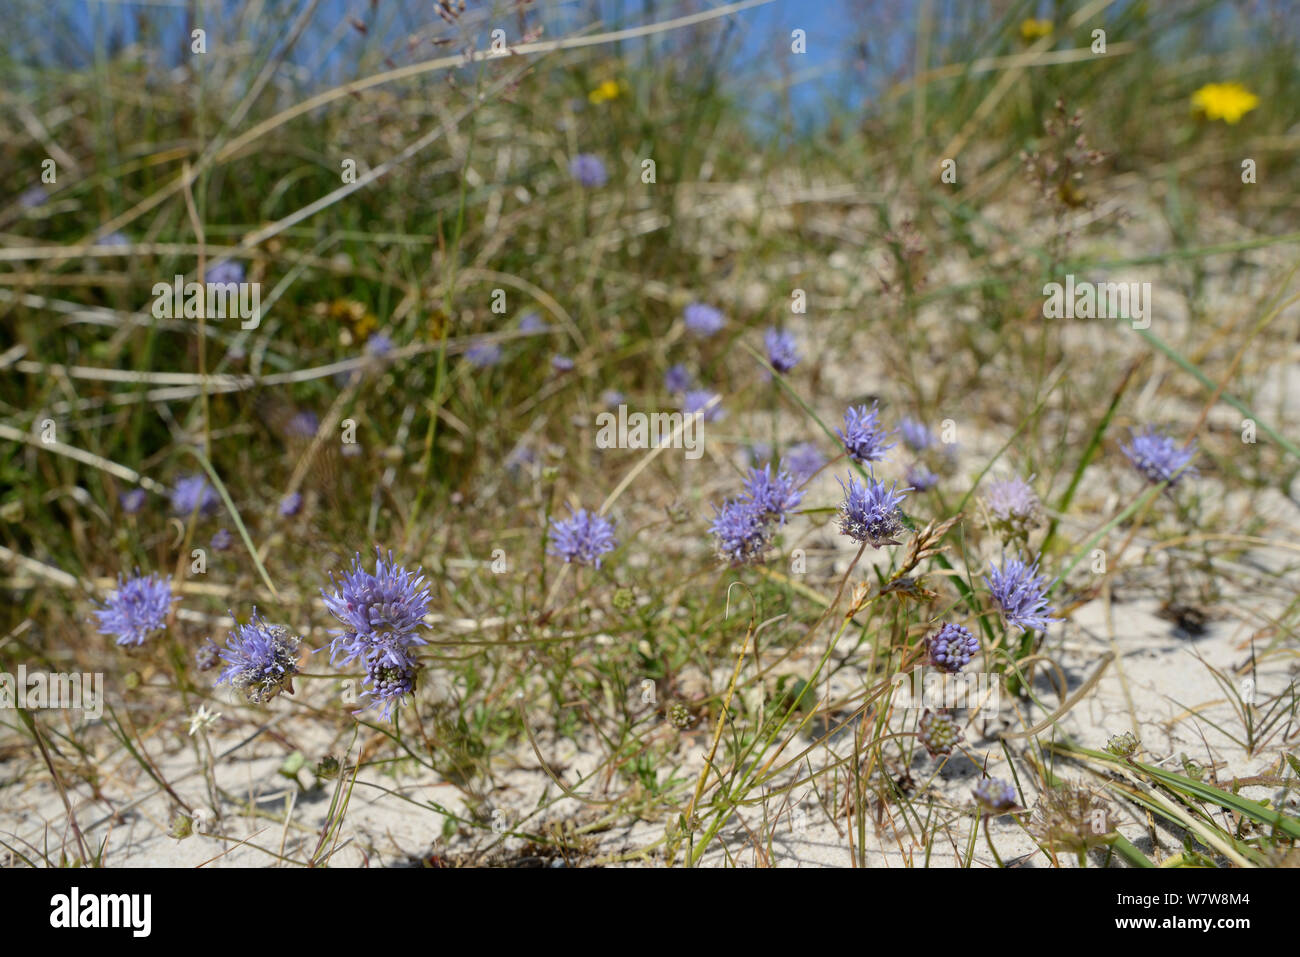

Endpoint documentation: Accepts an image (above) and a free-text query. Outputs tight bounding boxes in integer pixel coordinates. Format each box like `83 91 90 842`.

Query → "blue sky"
26 0 1266 135
36 0 896 126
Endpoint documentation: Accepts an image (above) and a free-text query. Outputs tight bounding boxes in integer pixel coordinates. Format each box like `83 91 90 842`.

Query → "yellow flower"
317 298 377 338
1019 18 1053 41
1191 82 1259 124
588 79 626 105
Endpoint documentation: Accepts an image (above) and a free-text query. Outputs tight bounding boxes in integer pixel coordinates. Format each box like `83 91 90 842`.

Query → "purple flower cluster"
120 488 147 514
465 342 503 368
837 403 896 465
366 333 395 357
784 442 826 481
322 549 432 717
519 312 548 333
216 611 304 704
286 409 320 438
205 260 244 286
365 655 419 711
19 185 48 209
898 417 933 452
710 499 771 566
710 465 804 566
684 303 725 337
547 508 617 567
569 153 608 187
973 778 1017 812
906 464 939 492
683 389 724 422
743 465 804 522
1121 426 1197 487
195 639 221 672
94 572 174 646
171 474 218 517
836 475 909 548
664 363 692 393
764 328 801 374
985 554 1061 634
984 477 1044 539
926 623 979 673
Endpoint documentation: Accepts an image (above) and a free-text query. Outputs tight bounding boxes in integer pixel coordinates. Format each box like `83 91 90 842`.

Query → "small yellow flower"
1191 82 1259 124
588 79 626 105
1019 18 1054 41
319 298 377 338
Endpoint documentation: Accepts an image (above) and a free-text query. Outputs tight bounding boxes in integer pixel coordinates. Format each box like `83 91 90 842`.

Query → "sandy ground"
4 580 1294 868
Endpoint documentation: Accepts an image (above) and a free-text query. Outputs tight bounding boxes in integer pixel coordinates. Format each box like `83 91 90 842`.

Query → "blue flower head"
984 553 1061 634
926 623 979 674
519 312 548 333
195 639 221 672
217 611 305 704
171 474 218 517
906 464 939 492
742 465 803 525
984 477 1044 538
784 442 826 481
120 488 147 514
1122 426 1197 487
837 475 909 548
570 153 608 187
279 492 303 517
683 389 724 422
709 463 804 566
95 571 174 646
466 342 503 368
837 403 896 465
547 508 617 567
286 409 320 438
764 328 801 374
973 778 1017 812
664 363 692 393
366 333 394 357
19 185 48 209
363 647 421 719
321 549 432 668
710 498 772 566
683 302 725 337
899 417 934 452
552 354 575 373
205 260 244 286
